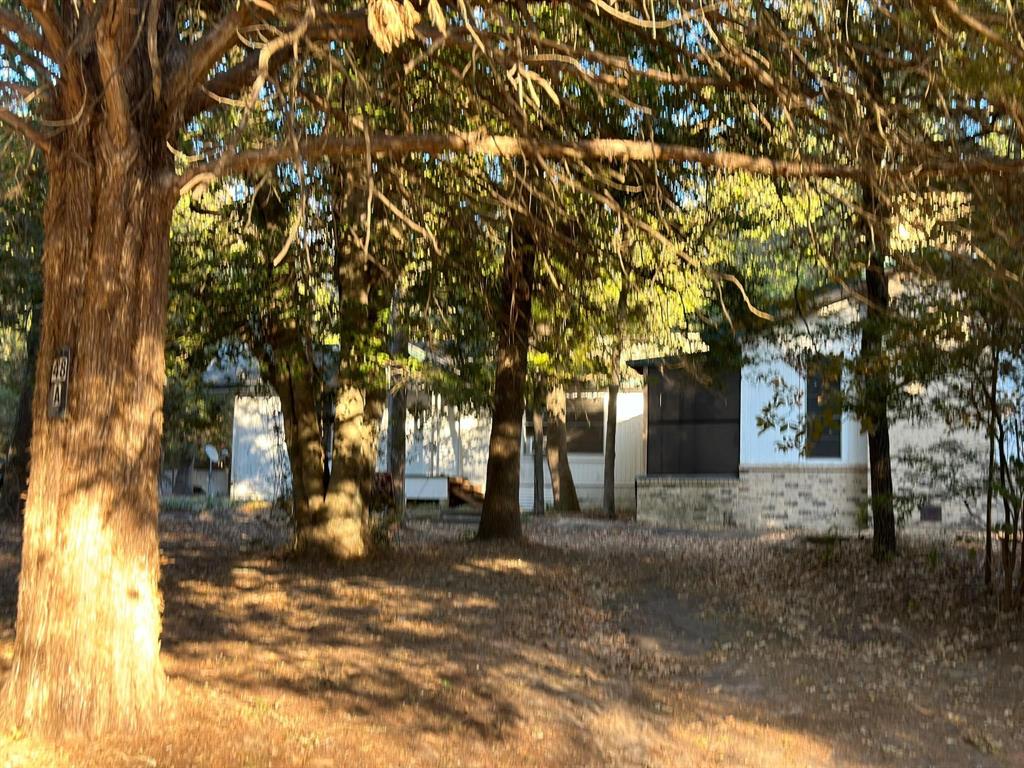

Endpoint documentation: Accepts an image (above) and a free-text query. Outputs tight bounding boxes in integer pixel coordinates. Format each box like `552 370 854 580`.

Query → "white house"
228 383 646 512
631 283 988 531
219 280 988 529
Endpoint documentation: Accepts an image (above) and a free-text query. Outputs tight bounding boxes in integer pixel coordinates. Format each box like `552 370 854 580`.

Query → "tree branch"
175 131 863 193
164 5 251 114
0 8 49 57
178 8 378 122
20 0 68 66
0 107 50 152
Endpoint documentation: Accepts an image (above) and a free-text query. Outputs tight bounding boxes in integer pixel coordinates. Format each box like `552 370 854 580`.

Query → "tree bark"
985 350 999 589
316 383 383 558
860 183 897 558
603 281 628 520
387 323 408 524
545 385 581 513
603 378 619 519
268 345 329 543
3 141 174 734
1 302 41 518
532 406 545 516
170 454 195 496
478 228 536 540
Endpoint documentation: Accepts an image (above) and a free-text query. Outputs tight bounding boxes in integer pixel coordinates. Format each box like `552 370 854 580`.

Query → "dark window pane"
805 357 842 459
525 398 604 454
565 395 604 454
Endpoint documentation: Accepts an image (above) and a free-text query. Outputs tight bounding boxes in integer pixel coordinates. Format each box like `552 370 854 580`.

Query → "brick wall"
637 464 868 531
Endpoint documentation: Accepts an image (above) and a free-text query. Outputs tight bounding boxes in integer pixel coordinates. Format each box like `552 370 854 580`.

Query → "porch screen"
524 395 605 454
646 367 740 476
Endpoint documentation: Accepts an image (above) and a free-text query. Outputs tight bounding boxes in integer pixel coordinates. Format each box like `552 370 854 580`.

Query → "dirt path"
0 510 1021 767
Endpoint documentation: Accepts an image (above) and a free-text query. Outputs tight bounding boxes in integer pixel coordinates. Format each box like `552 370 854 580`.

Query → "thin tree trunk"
603 378 619 519
861 183 897 558
603 281 628 520
1 302 41 518
170 454 195 495
478 228 536 540
387 323 408 524
545 385 581 513
3 145 173 734
996 416 1016 608
532 406 545 516
985 350 999 589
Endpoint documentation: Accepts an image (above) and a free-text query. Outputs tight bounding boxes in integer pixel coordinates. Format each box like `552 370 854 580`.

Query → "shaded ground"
0 508 1022 767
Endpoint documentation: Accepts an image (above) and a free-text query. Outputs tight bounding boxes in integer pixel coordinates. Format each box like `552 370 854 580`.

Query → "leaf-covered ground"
0 507 1021 767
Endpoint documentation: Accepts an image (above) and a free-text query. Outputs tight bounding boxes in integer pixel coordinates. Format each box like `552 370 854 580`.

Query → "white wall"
229 389 646 510
889 383 989 525
739 299 868 469
230 395 291 502
381 397 491 491
740 352 867 468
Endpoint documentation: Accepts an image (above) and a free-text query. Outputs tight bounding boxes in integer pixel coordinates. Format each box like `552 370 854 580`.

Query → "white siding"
230 395 291 502
739 299 868 469
740 351 867 468
228 389 646 511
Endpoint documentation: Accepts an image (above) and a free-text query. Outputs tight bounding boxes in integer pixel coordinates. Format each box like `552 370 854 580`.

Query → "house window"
805 357 842 459
564 394 604 454
525 395 605 455
646 367 740 476
920 503 942 522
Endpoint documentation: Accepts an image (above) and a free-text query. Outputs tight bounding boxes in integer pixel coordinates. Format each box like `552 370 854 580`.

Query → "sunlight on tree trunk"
3 144 173 734
310 384 382 559
545 385 580 513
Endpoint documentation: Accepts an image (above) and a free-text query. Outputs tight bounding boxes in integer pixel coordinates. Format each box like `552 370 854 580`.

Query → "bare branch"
929 0 1024 62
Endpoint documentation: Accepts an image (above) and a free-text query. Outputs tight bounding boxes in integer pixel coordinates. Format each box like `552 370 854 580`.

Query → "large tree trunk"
861 183 897 558
3 142 174 733
1 302 41 518
318 383 383 558
268 345 329 544
545 385 581 513
478 231 536 540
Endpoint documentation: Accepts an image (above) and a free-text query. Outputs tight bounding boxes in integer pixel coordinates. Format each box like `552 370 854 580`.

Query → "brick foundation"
637 464 868 531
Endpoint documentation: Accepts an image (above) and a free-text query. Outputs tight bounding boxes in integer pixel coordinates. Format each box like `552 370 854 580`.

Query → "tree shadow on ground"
0 509 1021 767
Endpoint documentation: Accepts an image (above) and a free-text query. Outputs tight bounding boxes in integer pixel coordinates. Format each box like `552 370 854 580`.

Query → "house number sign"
47 347 71 420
